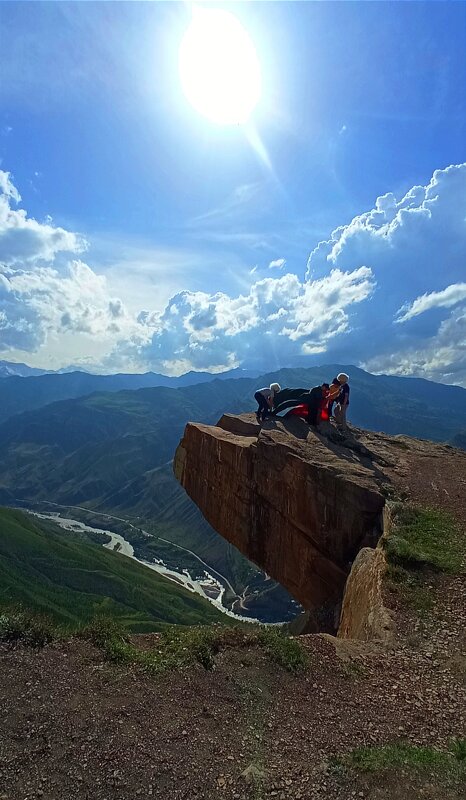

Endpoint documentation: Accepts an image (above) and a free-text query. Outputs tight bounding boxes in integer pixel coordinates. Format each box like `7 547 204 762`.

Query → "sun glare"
179 7 261 126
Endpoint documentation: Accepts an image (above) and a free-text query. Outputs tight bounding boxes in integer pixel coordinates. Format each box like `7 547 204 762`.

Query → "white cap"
270 383 281 392
337 373 349 384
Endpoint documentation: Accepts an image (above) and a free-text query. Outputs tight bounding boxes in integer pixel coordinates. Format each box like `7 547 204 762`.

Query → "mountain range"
0 365 260 423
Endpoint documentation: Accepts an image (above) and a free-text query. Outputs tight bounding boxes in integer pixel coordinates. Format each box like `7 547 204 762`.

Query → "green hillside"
0 508 225 631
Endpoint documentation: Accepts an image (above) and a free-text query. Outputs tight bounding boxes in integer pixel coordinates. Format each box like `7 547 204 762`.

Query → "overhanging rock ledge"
174 414 386 612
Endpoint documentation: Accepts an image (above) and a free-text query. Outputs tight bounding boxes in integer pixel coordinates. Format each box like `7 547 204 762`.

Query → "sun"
179 7 261 126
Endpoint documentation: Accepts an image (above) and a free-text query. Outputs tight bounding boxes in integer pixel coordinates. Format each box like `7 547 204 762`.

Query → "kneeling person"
254 383 281 423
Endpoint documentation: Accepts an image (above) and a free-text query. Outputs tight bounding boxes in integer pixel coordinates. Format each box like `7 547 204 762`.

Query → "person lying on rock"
333 372 350 429
274 384 330 427
254 382 281 423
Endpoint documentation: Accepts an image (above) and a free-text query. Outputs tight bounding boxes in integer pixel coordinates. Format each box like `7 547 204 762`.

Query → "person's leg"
306 399 319 426
340 404 348 428
254 392 263 422
254 392 269 422
261 397 270 421
335 403 347 428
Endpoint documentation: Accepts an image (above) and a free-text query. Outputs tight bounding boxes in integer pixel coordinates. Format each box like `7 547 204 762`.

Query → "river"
30 511 260 623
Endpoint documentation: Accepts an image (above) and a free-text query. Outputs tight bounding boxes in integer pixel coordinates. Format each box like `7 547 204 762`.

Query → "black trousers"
254 391 270 419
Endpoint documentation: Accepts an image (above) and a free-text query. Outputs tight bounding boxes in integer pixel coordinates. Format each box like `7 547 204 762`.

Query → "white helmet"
270 382 281 393
337 373 349 384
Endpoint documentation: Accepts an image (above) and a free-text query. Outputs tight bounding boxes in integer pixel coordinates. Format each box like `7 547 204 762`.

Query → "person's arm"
328 385 341 401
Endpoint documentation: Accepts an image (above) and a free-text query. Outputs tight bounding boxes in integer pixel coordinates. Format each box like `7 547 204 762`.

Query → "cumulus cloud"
0 170 86 265
305 162 466 384
365 307 466 386
307 164 466 292
0 260 132 350
113 266 374 374
268 258 286 269
0 172 131 356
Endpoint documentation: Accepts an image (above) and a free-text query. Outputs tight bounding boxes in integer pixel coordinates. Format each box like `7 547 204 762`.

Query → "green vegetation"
258 627 308 672
385 504 464 616
340 741 466 784
0 508 226 631
0 606 55 647
385 505 463 574
80 618 308 675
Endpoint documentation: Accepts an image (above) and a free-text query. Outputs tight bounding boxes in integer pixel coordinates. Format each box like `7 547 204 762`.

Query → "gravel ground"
1 574 464 800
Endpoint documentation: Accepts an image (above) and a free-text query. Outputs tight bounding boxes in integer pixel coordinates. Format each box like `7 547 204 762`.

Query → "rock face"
338 506 395 642
174 414 385 612
338 546 394 641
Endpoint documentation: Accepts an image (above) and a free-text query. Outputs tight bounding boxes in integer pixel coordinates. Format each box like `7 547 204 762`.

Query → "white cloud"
0 260 133 351
0 172 133 357
112 266 374 374
2 162 466 386
307 163 466 292
365 307 466 386
305 162 466 385
0 169 85 265
395 283 466 323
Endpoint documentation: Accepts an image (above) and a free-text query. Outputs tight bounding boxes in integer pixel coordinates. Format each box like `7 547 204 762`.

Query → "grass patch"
80 619 308 675
258 627 308 673
341 741 466 784
384 504 463 618
0 606 57 647
385 505 463 574
386 564 434 616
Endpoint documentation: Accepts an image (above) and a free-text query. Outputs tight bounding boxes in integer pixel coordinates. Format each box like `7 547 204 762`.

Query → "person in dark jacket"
254 382 281 423
333 372 350 428
305 384 329 426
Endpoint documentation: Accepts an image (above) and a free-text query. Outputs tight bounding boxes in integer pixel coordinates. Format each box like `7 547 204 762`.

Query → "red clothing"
287 404 309 418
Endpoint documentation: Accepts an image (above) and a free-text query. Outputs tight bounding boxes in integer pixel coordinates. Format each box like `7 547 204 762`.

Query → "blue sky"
0 1 465 384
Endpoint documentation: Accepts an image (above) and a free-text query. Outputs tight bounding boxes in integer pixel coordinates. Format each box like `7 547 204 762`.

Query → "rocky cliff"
174 414 389 616
175 413 466 636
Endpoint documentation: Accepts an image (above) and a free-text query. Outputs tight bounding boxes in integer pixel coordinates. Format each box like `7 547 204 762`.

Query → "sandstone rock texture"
338 546 394 641
174 414 386 610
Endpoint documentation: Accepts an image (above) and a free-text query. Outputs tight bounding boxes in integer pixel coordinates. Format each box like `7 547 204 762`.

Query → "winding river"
30 511 260 623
